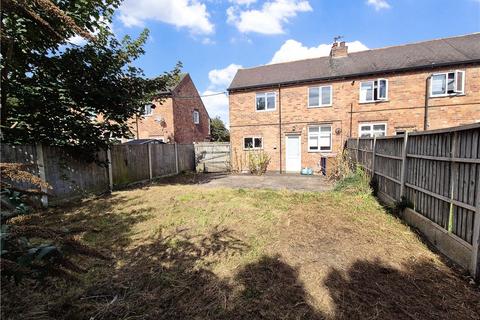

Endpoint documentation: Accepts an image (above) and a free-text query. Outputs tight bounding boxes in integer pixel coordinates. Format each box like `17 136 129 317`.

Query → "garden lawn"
3 176 480 319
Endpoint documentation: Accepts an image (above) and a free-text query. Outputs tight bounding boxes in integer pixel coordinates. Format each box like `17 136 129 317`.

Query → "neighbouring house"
129 73 210 143
228 33 480 174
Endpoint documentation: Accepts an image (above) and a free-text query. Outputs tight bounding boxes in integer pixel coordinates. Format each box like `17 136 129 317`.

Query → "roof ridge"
239 33 480 71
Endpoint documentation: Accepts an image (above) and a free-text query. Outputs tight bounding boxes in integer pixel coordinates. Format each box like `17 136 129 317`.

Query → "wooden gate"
194 142 230 173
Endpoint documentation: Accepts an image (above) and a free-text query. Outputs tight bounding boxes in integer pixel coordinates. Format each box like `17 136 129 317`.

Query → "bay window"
360 79 388 103
308 125 332 152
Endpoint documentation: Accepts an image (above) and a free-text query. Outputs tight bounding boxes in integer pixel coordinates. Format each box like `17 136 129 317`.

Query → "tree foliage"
210 116 230 142
1 0 181 160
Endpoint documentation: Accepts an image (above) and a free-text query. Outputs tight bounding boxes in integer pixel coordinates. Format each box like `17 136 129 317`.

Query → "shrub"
334 166 372 195
247 150 271 175
327 149 354 182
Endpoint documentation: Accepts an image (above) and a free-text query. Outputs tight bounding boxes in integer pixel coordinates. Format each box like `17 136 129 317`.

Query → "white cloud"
202 64 243 126
229 0 257 5
207 64 243 88
118 0 214 34
269 39 369 64
366 0 391 11
227 0 312 35
201 90 230 127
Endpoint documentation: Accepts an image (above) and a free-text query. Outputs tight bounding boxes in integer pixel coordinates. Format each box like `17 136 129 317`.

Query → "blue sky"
100 0 480 125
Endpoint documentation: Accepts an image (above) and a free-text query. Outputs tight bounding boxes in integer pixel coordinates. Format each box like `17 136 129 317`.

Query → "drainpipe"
278 84 282 174
349 103 353 137
424 76 431 131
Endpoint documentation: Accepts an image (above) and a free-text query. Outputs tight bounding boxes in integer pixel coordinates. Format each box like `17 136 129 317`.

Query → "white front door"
285 135 301 172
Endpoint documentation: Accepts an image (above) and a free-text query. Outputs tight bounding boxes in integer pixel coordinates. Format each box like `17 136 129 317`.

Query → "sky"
74 0 480 125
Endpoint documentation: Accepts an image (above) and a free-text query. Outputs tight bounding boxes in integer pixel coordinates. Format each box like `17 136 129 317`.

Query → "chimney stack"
331 40 348 58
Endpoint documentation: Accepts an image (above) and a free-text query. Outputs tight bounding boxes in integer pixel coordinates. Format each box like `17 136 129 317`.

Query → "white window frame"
193 110 200 124
308 85 333 108
255 92 276 112
144 104 153 116
243 136 263 150
307 125 332 152
358 122 387 137
359 79 388 103
430 70 465 97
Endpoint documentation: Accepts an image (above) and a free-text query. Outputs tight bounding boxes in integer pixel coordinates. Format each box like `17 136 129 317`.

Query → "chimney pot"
330 40 348 58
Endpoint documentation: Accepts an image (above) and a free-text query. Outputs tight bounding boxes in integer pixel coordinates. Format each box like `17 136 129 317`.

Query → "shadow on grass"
46 229 479 320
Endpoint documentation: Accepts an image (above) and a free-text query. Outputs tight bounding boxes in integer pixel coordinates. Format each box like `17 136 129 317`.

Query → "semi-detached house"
228 33 480 174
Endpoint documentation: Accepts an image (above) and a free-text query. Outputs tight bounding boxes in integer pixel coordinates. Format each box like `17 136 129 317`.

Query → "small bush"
327 149 354 182
334 166 372 195
248 150 271 175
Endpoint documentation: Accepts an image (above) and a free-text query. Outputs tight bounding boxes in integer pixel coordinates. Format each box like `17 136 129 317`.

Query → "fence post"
472 179 480 281
148 143 153 180
356 137 360 163
174 142 179 174
35 143 48 207
448 131 458 233
371 136 377 176
399 132 409 198
107 148 113 192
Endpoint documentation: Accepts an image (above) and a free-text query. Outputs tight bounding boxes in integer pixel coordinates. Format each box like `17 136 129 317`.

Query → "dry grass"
2 175 480 319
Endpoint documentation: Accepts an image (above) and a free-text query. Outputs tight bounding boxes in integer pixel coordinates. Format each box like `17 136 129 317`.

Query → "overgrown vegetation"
334 166 372 195
327 149 354 182
0 163 106 283
248 150 271 175
2 180 479 319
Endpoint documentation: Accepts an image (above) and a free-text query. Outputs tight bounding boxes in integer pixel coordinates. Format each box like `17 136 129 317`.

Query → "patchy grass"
2 175 480 319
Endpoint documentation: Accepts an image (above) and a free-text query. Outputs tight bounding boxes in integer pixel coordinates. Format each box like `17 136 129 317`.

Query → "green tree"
0 0 180 159
210 116 230 142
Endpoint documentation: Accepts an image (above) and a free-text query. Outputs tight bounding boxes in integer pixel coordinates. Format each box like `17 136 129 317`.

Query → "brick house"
228 33 480 174
130 73 210 143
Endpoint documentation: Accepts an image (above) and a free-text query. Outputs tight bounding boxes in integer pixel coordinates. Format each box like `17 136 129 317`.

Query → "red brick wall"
131 74 210 143
172 74 210 143
229 64 480 173
133 97 175 142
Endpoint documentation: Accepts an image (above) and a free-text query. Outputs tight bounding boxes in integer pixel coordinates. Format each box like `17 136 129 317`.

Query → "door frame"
285 134 302 173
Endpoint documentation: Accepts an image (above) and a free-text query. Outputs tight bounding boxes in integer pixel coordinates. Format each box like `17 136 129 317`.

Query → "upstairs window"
256 92 276 111
431 71 464 97
144 104 153 116
359 123 387 137
244 137 263 149
193 110 200 124
308 125 332 152
308 86 332 107
360 79 388 103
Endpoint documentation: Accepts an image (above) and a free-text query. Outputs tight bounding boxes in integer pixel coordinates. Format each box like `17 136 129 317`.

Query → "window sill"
243 148 263 151
255 109 276 112
430 93 465 98
358 99 389 105
308 150 333 153
307 105 333 109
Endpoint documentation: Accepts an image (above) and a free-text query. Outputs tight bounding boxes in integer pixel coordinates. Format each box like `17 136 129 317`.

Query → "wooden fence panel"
150 144 176 177
1 145 40 199
42 146 109 202
111 145 150 186
177 144 195 172
346 123 480 279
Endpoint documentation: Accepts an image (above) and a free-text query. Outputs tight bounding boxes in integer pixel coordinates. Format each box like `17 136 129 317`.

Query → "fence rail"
347 123 480 280
1 143 195 205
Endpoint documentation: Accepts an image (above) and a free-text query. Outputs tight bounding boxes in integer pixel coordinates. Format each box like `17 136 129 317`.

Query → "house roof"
228 33 480 91
158 73 188 95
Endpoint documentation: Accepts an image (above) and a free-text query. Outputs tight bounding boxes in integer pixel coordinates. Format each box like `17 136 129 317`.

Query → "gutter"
227 59 480 93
